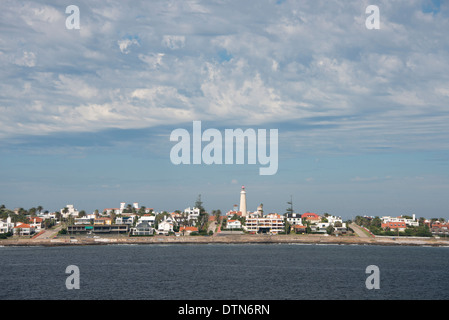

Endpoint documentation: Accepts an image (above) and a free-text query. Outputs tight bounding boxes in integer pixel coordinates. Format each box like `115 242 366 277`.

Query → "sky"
0 0 448 220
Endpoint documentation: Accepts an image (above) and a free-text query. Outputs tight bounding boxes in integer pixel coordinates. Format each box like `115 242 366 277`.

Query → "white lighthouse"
239 185 247 217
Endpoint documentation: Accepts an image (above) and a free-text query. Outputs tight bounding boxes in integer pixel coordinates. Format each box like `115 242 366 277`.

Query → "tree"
284 219 291 234
110 210 116 223
195 194 208 232
285 195 293 216
29 207 37 217
195 194 205 214
138 206 146 215
214 209 222 224
62 207 69 219
79 210 86 218
37 206 43 214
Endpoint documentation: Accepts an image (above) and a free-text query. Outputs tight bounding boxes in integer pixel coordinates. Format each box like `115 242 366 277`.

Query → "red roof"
14 224 32 228
382 222 406 229
180 226 198 232
301 213 320 219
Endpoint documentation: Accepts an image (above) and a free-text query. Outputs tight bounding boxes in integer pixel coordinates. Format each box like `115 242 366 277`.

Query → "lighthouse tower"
239 185 247 217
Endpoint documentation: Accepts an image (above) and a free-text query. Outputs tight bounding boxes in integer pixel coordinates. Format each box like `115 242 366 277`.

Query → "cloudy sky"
1 0 448 219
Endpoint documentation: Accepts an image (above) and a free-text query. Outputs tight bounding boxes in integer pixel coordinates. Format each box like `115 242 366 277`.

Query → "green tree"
29 207 37 217
214 209 222 225
195 194 205 214
284 219 291 234
62 207 69 220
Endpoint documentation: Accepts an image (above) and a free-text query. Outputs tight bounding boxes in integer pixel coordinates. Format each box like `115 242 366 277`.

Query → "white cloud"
117 39 139 54
162 35 185 49
138 53 165 69
14 51 36 67
0 0 448 156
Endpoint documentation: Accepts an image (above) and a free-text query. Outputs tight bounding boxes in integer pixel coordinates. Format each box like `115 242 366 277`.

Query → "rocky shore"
2 234 449 247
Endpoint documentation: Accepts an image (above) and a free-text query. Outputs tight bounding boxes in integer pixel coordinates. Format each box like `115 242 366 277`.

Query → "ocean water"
0 243 448 300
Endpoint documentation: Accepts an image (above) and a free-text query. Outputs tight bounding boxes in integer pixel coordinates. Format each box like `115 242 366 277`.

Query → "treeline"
0 205 56 229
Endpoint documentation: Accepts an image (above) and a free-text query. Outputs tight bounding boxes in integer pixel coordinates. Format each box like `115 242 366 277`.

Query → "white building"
285 213 302 226
60 205 79 219
184 207 200 222
157 216 174 235
0 216 14 234
13 222 36 236
74 217 92 225
381 214 418 227
37 212 56 220
226 220 242 229
132 222 154 236
245 213 284 234
116 216 135 225
137 215 156 227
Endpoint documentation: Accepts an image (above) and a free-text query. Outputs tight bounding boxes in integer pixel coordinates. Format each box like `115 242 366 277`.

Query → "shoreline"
2 234 449 247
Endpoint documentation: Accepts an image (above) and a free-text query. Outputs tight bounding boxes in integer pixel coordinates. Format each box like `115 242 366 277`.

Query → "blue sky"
1 0 448 220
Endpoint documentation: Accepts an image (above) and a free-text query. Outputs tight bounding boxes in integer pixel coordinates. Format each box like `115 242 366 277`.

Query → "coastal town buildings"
13 223 35 236
301 212 321 224
285 213 302 226
157 216 174 235
245 213 284 234
381 215 419 228
0 216 14 234
60 204 79 219
132 222 154 236
180 226 199 235
226 220 242 229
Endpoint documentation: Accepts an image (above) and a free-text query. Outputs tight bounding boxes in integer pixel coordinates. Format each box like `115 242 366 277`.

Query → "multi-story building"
13 223 35 236
226 220 242 229
381 215 419 227
157 216 174 235
116 216 135 226
0 216 14 234
184 207 201 225
60 205 79 219
74 217 92 225
431 221 449 236
285 213 302 226
301 212 321 224
381 221 407 232
245 213 284 234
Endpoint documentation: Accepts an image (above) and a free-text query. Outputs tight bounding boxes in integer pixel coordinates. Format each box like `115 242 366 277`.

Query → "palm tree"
29 207 37 217
37 206 43 215
62 207 69 221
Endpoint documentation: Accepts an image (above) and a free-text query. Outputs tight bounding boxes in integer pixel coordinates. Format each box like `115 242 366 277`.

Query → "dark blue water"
0 244 448 300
